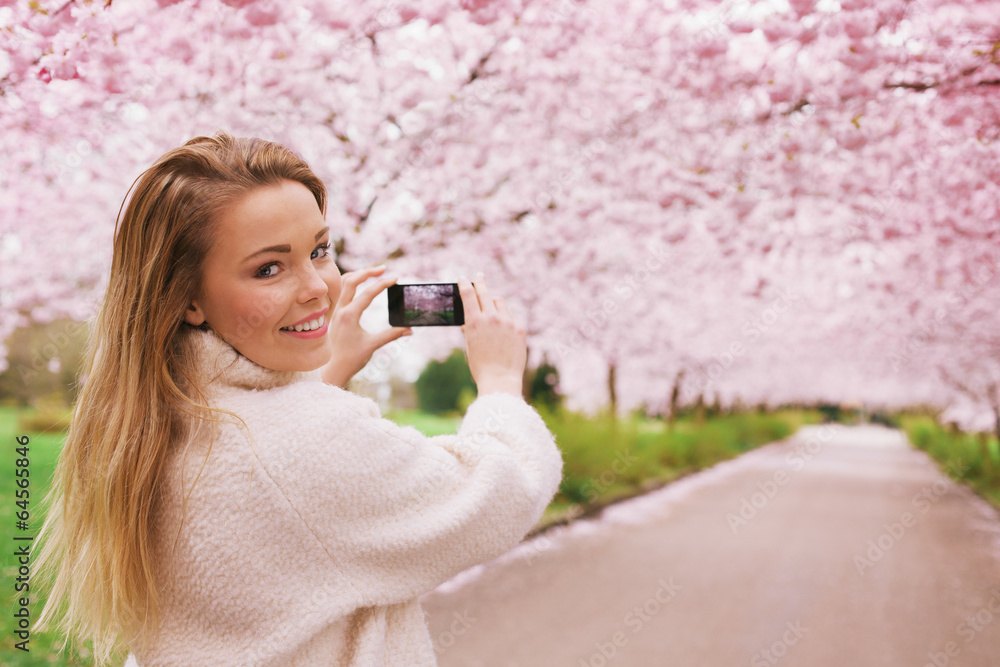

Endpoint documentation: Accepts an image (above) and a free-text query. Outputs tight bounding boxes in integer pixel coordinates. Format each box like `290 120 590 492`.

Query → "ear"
183 300 206 327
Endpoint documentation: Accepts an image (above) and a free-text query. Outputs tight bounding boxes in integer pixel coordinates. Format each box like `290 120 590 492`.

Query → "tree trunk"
978 432 994 480
668 370 684 430
991 402 1000 481
607 361 617 419
993 403 1000 459
522 343 532 403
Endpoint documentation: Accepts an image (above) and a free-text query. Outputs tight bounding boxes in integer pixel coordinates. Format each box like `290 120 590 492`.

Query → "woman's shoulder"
222 377 382 430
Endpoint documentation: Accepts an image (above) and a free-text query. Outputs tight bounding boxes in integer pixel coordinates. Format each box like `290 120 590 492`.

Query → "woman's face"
184 179 341 373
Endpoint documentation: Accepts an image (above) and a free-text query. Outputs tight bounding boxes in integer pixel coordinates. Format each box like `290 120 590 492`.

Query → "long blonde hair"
34 131 326 663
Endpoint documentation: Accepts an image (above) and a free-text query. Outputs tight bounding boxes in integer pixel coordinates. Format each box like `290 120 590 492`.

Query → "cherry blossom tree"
1 0 998 420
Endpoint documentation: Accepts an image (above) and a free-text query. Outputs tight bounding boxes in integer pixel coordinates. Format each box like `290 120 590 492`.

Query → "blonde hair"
33 131 326 663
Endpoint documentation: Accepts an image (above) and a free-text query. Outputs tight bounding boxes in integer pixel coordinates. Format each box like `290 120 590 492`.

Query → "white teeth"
283 315 324 332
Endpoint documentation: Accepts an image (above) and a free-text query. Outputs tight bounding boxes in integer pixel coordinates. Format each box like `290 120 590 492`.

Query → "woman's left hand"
320 266 411 388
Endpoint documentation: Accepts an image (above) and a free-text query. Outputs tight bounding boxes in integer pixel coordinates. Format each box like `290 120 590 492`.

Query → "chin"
237 339 331 374
277 341 331 373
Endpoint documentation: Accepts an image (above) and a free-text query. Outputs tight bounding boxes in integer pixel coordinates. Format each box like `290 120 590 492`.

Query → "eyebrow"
242 227 329 264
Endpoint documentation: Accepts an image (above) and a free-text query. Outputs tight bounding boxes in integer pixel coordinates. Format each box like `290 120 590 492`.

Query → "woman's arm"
255 384 563 608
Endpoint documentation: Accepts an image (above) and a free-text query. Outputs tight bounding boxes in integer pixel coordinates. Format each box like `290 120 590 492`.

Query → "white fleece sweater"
124 328 563 667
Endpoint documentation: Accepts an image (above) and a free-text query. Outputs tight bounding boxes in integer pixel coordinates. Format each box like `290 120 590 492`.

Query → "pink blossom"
398 5 420 23
841 10 877 40
245 2 283 27
1 0 998 416
167 36 196 64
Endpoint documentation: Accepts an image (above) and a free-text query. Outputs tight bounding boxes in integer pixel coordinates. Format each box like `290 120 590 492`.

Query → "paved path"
421 425 1000 666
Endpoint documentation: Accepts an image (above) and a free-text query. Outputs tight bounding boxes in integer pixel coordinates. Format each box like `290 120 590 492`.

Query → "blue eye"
312 242 332 260
255 262 280 279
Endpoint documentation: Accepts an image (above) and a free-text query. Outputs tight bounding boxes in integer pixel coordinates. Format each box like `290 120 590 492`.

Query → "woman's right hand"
458 272 526 397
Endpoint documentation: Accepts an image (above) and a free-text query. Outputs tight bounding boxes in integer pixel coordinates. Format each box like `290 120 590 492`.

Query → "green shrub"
16 400 73 435
528 361 562 411
413 349 476 415
539 408 805 509
899 414 1000 506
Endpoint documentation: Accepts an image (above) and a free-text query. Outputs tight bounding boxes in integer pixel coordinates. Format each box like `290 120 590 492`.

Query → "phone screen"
388 283 465 327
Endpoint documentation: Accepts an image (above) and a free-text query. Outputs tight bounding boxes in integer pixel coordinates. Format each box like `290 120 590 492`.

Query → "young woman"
35 131 563 666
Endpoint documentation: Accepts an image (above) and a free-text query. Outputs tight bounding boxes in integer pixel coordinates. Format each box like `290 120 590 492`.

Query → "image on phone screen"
388 283 465 327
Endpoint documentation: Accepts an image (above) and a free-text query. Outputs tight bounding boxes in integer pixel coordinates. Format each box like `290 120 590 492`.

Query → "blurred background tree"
414 349 476 415
528 359 562 412
0 319 88 407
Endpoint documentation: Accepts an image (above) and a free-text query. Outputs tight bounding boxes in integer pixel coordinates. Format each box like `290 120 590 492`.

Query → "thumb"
374 327 412 350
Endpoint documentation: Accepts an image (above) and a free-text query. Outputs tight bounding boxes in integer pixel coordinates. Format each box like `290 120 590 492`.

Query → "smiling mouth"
280 314 326 332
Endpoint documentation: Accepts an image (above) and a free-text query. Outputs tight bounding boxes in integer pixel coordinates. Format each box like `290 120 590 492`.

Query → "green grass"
404 309 456 325
385 409 462 436
535 408 817 525
898 413 1000 508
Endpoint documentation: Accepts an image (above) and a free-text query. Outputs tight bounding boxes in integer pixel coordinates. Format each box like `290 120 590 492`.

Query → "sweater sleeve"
249 385 564 608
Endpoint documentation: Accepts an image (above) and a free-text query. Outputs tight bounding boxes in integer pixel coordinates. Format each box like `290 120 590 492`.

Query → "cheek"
225 287 286 333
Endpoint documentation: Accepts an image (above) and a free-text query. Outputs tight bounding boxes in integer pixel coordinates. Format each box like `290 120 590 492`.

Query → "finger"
351 273 398 313
458 277 480 318
473 272 497 315
374 326 412 349
337 265 387 308
494 296 509 316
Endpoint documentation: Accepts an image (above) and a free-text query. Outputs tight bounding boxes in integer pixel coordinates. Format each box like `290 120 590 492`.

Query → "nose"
297 264 328 303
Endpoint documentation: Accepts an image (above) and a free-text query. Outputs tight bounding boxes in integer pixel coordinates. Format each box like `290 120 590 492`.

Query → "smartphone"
388 283 465 327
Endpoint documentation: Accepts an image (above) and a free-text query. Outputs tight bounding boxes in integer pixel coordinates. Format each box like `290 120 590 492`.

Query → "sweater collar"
180 326 322 392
